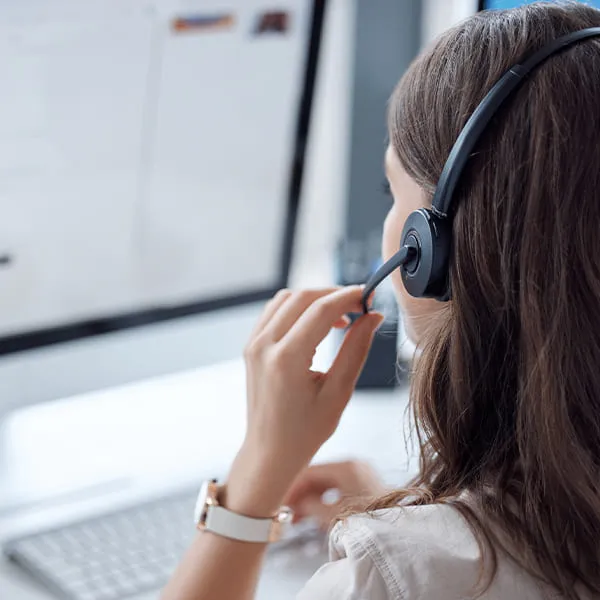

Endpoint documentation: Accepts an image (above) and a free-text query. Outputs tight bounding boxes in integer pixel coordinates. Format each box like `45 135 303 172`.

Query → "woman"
162 2 600 598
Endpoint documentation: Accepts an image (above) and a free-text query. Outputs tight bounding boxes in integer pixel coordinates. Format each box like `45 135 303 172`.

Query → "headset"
361 27 600 314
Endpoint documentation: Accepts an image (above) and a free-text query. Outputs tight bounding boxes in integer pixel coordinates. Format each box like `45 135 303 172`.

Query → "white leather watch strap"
205 505 274 543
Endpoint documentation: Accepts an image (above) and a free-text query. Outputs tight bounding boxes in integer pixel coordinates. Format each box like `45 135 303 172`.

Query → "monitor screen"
0 0 325 354
482 0 600 9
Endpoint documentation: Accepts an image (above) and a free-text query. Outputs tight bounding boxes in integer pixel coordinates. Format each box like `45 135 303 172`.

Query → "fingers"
325 313 385 399
281 286 366 353
283 463 341 507
249 289 292 340
250 288 352 342
251 287 363 351
284 461 387 527
294 496 340 530
261 287 343 342
332 314 352 329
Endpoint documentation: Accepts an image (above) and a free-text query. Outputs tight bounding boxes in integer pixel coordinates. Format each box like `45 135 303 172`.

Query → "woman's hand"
283 461 387 530
224 287 384 518
161 288 383 600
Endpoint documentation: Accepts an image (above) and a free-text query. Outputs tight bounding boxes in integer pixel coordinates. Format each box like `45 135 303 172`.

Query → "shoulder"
331 502 475 552
329 504 481 598
297 504 483 600
298 503 551 599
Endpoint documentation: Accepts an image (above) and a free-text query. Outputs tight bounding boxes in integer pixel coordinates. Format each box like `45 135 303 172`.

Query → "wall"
293 0 479 285
290 0 354 286
421 0 478 43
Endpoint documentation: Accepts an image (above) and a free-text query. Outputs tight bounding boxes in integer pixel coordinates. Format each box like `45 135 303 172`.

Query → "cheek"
382 205 410 307
382 190 414 262
381 205 403 262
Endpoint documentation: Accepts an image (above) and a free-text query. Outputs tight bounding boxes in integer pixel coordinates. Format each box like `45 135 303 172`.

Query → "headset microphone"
360 27 600 314
361 244 417 314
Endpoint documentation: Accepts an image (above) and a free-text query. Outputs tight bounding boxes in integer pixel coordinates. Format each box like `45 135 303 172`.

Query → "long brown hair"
374 2 600 597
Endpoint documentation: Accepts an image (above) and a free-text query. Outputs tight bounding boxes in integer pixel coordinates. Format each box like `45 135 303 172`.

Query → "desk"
0 358 416 599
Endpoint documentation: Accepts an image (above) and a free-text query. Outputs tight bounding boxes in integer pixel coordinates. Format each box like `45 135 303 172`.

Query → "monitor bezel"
0 0 327 357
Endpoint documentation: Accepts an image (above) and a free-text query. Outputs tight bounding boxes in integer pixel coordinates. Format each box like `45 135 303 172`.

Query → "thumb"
325 312 384 397
284 470 333 508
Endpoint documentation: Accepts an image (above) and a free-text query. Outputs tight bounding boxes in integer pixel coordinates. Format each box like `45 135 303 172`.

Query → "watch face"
194 480 212 527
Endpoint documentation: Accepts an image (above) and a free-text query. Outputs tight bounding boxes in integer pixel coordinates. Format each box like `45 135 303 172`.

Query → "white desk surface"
0 356 416 599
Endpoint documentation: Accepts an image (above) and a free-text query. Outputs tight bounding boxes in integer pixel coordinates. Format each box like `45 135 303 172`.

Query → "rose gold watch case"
194 479 219 530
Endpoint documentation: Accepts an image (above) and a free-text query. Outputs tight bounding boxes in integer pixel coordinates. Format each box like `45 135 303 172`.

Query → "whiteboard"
0 0 318 342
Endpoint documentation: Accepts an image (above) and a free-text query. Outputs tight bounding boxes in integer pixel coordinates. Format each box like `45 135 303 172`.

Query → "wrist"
223 445 297 518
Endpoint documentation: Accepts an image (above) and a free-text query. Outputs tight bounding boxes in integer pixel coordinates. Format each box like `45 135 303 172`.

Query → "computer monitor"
480 0 600 9
0 0 326 409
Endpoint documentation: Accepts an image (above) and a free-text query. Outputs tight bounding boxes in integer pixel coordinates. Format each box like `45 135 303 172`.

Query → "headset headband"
433 26 600 218
361 27 600 314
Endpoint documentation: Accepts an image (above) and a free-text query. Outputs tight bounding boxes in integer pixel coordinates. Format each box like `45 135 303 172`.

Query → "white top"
296 504 569 599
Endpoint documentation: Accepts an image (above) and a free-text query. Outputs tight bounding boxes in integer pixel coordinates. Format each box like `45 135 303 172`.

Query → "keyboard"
3 487 326 600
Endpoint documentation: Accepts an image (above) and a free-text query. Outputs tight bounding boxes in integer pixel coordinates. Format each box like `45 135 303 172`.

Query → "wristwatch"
194 479 294 543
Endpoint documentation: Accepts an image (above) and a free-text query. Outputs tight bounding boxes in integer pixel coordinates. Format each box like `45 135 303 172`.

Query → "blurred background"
0 0 478 412
0 1 593 599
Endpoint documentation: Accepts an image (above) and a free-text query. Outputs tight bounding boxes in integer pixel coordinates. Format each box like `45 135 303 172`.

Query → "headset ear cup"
400 208 452 300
